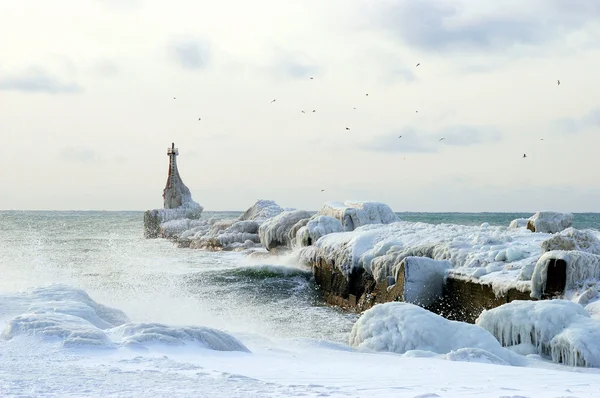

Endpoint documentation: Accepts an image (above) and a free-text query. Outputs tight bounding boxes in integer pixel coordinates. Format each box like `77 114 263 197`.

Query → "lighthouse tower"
163 142 193 209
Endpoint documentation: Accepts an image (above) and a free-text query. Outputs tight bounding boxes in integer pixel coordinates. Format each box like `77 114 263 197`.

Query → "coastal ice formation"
540 228 600 255
1 284 249 352
349 302 522 366
526 211 573 233
508 218 529 229
295 216 344 247
187 200 292 251
476 300 600 367
298 221 552 295
394 257 452 307
259 210 312 251
530 250 600 300
318 201 398 231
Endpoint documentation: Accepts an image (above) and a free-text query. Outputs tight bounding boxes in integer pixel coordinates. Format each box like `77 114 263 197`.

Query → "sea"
1 210 600 397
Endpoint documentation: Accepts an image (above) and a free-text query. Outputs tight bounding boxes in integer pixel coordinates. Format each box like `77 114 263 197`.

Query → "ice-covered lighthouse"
143 143 203 238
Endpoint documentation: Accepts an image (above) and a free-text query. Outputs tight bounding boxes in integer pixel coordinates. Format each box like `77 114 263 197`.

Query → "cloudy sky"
1 0 599 212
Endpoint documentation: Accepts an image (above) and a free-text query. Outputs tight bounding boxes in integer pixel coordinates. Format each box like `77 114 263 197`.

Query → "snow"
295 215 344 247
258 210 312 251
527 211 574 234
530 250 600 299
298 220 550 295
476 299 600 367
349 302 523 366
318 201 398 231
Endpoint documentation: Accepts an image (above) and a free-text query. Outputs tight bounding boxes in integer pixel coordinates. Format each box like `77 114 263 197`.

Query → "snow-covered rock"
349 302 521 366
541 228 600 255
259 210 312 251
530 250 600 299
527 211 573 234
476 300 600 367
508 218 529 229
296 216 344 247
318 201 398 231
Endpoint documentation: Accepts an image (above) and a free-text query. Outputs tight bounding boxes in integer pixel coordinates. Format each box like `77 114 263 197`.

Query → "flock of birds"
173 63 562 191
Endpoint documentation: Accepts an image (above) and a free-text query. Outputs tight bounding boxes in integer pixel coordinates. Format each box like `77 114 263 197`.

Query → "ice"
298 220 549 294
2 312 115 348
237 199 287 222
160 218 205 238
318 201 398 231
396 257 451 307
349 302 522 366
446 347 510 366
527 211 573 234
258 210 312 251
295 215 344 247
108 323 250 352
530 250 600 299
541 228 600 255
477 299 600 367
509 218 529 229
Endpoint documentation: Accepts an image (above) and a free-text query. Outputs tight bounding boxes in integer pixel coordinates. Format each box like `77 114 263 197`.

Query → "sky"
1 0 599 212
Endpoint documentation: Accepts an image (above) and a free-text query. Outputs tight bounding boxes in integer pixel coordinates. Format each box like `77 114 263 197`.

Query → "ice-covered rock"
318 201 398 231
159 219 205 239
541 228 600 255
445 347 509 366
259 210 312 251
298 220 548 295
530 250 600 299
349 302 521 366
108 323 250 352
190 220 260 250
508 218 529 229
394 257 451 307
527 211 573 234
238 199 287 222
296 216 344 247
476 300 600 367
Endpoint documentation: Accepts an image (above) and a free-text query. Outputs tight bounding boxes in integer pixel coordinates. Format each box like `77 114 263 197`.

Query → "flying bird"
301 110 305 113
353 107 356 110
398 135 402 138
312 110 316 113
416 63 420 67
366 93 369 96
310 77 314 80
439 138 445 141
173 97 176 99
346 127 350 131
271 99 276 103
523 154 527 158
557 80 560 85
198 118 201 121
321 189 325 192
416 110 419 113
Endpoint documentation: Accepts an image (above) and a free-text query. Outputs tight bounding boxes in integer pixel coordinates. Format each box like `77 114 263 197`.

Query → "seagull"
416 63 420 67
557 80 560 85
301 110 305 113
312 110 316 113
271 99 276 103
346 127 350 131
439 138 445 141
416 110 419 113
523 154 527 158
353 107 356 110
198 118 201 121
398 135 402 138
540 138 544 141
173 97 176 99
310 77 314 80
321 189 325 192
366 93 369 96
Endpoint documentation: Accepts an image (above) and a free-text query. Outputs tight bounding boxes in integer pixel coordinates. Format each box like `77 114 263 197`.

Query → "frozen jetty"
144 143 203 238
